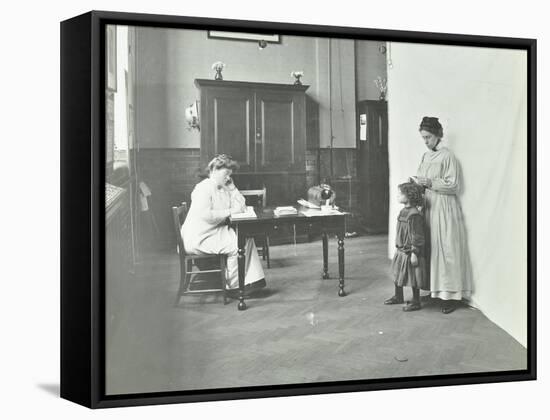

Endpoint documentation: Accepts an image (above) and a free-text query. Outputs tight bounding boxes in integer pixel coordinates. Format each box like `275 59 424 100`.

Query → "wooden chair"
240 186 270 268
172 202 228 306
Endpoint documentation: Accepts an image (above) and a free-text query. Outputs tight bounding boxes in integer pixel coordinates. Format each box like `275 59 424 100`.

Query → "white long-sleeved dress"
417 146 473 300
181 178 265 289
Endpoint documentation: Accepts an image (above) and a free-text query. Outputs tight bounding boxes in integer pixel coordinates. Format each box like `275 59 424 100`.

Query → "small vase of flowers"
212 61 225 81
374 76 387 100
291 71 304 85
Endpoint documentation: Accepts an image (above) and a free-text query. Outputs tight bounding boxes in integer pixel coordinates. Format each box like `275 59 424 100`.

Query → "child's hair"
398 182 424 207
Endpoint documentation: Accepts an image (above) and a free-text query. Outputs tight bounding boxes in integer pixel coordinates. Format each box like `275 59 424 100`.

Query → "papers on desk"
231 206 257 219
300 208 343 217
297 199 320 209
274 206 298 216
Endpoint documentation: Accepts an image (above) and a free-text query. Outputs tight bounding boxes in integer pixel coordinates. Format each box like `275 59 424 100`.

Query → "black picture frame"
60 10 537 409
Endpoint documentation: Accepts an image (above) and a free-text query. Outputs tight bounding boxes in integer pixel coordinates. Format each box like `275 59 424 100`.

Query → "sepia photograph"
102 21 530 397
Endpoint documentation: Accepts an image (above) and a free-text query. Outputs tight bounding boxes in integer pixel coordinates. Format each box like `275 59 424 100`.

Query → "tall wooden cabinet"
195 79 308 205
357 100 389 233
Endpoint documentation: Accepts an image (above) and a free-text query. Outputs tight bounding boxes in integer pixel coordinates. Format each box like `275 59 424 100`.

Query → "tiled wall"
311 148 362 232
136 149 201 249
305 149 319 187
136 147 361 249
311 148 359 212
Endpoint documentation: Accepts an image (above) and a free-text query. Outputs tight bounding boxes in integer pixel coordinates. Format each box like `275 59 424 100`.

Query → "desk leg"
237 231 247 311
337 234 346 297
322 231 329 279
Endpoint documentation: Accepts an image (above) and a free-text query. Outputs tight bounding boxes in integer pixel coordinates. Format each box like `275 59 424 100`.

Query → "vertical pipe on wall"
328 38 334 179
338 39 346 160
127 27 138 267
315 39 321 185
133 28 142 262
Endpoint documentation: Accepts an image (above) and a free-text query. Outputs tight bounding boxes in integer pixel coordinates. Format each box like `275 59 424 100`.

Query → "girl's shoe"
403 301 421 311
384 296 404 305
442 305 456 314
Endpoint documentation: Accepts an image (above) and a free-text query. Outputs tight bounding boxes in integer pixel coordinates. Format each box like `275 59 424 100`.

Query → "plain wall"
387 42 528 346
356 40 388 101
135 27 356 149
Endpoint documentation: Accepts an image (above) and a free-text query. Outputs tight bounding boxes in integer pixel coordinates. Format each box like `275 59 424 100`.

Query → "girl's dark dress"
391 207 429 290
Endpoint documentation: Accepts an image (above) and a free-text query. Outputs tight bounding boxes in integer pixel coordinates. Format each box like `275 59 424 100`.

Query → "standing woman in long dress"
413 117 472 314
181 154 266 292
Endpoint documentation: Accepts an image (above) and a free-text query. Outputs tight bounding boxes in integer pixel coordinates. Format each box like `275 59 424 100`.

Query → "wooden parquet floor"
105 234 527 395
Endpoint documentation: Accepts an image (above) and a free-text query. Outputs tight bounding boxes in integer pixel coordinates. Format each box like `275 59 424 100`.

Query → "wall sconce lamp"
185 101 200 131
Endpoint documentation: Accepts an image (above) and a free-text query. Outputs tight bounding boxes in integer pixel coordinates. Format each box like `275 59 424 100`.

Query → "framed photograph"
61 10 536 409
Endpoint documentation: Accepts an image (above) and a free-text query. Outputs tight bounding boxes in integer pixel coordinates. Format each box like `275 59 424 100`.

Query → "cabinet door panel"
256 91 305 172
204 88 254 172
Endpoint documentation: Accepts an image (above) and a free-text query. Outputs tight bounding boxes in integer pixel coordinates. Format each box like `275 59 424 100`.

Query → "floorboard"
105 234 527 395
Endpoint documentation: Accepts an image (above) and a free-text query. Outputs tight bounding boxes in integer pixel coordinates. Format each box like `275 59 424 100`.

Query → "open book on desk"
274 206 298 216
230 206 257 219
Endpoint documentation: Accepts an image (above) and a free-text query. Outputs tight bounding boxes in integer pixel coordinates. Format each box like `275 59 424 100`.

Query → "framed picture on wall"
60 10 536 409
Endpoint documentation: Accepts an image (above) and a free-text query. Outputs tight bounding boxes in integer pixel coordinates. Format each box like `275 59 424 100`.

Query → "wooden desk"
230 207 347 310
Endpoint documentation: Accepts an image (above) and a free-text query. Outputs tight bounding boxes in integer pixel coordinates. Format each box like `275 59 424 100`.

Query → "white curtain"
387 43 528 346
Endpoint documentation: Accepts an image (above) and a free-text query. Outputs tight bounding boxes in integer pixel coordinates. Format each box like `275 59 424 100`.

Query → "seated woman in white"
181 154 266 291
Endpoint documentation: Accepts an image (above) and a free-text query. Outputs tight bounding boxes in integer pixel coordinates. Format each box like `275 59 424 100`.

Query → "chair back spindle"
172 202 188 257
240 186 267 207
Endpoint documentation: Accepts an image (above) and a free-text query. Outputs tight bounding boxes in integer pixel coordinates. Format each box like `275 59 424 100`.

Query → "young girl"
384 182 428 311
